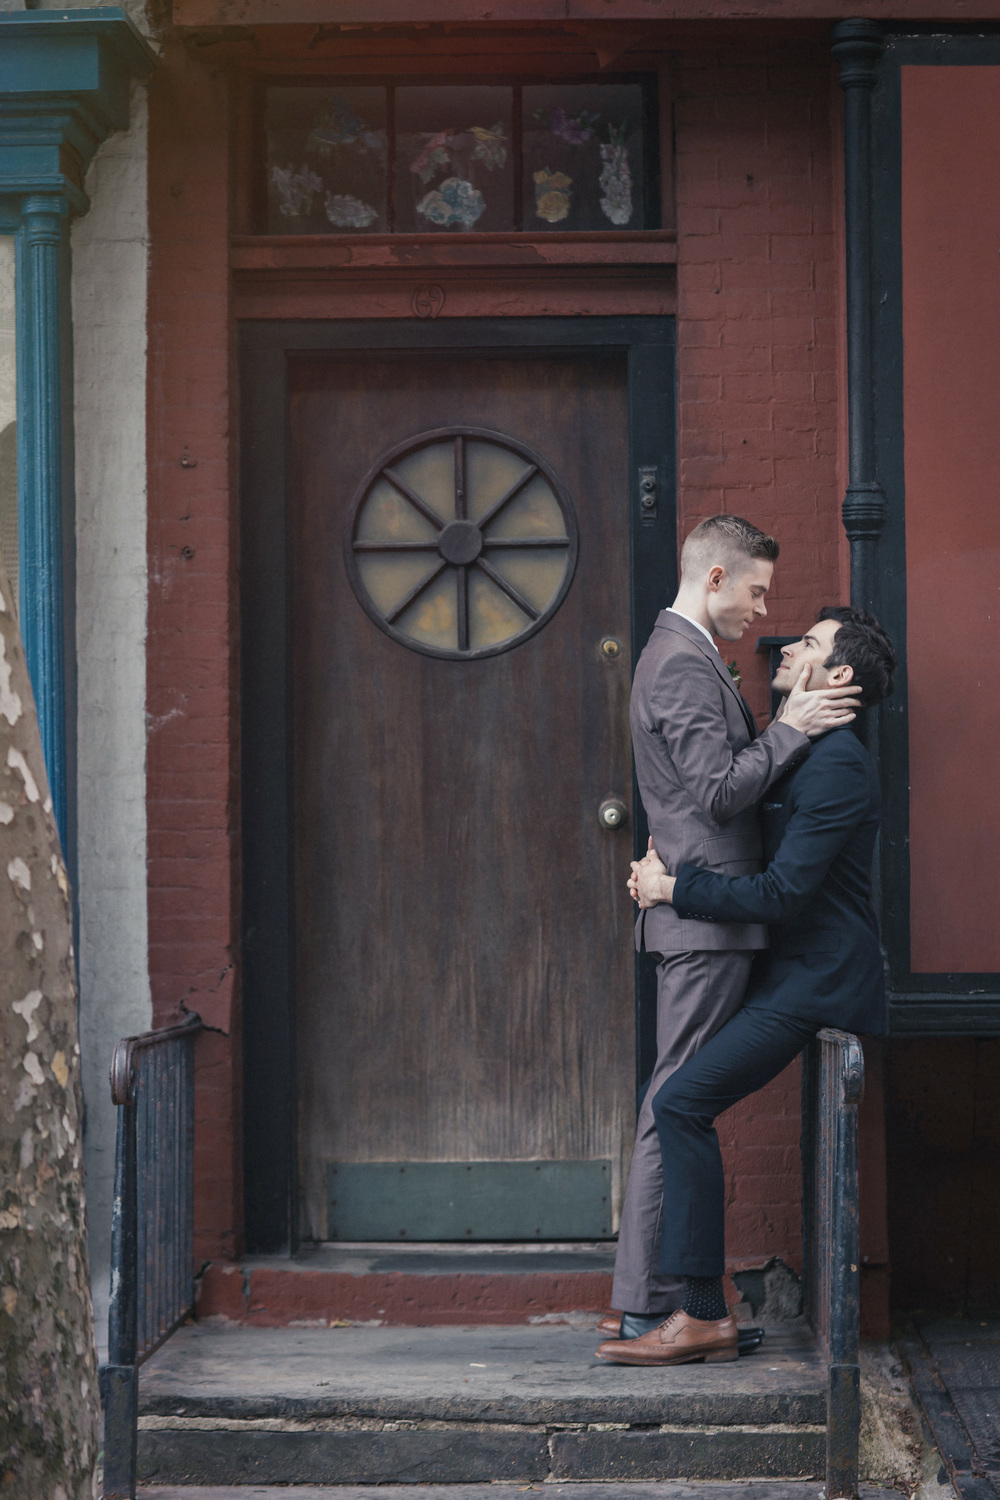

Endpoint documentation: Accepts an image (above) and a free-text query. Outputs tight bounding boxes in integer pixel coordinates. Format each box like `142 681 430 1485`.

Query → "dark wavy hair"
818 606 897 708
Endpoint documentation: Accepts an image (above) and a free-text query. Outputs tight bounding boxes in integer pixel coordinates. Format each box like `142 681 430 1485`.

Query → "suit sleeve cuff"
762 719 809 755
672 863 705 921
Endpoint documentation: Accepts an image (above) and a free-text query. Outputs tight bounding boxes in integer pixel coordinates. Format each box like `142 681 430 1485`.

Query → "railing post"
102 1014 201 1498
102 1068 139 1500
805 1030 864 1500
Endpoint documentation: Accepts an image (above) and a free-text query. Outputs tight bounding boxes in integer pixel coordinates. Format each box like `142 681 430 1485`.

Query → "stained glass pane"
483 550 568 616
484 472 567 539
389 442 454 520
265 86 388 233
356 476 439 543
356 554 440 618
468 567 530 651
397 567 458 651
395 86 515 233
522 84 646 232
464 439 535 523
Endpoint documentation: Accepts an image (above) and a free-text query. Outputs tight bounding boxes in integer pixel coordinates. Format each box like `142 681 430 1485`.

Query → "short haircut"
818 606 897 708
680 515 780 581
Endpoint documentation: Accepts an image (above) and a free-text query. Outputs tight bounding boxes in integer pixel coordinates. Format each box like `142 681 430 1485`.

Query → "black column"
832 19 886 617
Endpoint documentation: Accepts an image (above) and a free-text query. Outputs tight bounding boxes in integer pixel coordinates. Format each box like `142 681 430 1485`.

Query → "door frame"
239 317 676 1253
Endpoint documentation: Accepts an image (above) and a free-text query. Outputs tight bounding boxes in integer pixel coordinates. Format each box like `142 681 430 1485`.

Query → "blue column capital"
0 10 157 216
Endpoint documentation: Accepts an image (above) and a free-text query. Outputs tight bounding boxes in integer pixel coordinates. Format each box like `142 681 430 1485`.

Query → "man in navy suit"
597 606 897 1367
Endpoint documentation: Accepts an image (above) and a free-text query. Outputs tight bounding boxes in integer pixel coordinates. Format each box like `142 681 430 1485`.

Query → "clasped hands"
627 838 676 909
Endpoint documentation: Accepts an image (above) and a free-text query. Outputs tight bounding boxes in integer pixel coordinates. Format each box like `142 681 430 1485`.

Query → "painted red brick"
147 43 241 1260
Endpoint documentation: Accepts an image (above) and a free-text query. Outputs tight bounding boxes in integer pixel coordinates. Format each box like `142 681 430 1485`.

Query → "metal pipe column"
832 19 886 616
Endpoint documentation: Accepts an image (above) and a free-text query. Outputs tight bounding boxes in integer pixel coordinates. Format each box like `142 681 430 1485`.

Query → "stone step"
136 1323 826 1487
195 1243 618 1326
136 1489 866 1500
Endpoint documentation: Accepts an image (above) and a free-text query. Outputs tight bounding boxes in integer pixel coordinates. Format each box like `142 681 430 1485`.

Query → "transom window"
263 80 655 235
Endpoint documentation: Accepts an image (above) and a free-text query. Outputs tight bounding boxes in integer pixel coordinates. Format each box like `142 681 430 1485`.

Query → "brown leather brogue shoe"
595 1309 738 1366
597 1311 622 1336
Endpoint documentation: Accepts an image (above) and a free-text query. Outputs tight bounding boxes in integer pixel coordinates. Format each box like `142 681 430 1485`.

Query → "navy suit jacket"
671 725 886 1035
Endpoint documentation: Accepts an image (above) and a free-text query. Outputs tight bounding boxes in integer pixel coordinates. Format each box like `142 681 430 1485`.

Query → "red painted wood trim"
175 0 1000 26
231 232 678 272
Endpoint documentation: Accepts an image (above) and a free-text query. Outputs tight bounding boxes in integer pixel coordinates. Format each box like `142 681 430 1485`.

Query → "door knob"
598 797 628 831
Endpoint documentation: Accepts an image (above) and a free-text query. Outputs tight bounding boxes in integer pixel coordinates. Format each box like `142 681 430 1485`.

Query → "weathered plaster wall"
72 82 152 1340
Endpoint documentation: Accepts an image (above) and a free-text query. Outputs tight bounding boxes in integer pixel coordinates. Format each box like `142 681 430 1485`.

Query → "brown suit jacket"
631 610 808 953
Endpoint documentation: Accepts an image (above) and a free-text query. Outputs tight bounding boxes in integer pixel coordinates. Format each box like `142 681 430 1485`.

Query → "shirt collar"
665 606 719 654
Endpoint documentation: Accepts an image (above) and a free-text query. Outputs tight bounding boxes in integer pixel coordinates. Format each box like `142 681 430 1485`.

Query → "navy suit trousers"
651 996 819 1278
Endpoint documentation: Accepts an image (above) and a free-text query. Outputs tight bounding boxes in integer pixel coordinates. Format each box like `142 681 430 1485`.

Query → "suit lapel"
655 611 758 741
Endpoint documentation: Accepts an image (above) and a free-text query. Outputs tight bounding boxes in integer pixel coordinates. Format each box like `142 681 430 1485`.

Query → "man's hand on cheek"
780 663 863 739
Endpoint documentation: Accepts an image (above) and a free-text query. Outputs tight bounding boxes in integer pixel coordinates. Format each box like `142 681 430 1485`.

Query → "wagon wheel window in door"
344 427 579 659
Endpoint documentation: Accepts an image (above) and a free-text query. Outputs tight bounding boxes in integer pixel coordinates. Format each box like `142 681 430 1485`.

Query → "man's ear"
827 662 854 686
706 565 726 593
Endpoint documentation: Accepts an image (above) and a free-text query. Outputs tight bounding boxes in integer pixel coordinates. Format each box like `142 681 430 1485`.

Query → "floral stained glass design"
522 83 644 232
345 430 578 659
395 86 514 234
265 86 387 233
263 81 651 235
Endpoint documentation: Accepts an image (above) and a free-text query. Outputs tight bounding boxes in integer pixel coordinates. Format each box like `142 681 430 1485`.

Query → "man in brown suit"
608 516 860 1339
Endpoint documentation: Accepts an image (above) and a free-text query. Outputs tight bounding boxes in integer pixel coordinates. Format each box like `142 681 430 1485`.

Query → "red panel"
902 68 1000 973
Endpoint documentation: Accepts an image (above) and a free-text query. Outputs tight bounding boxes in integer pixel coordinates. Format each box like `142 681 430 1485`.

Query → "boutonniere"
727 660 743 690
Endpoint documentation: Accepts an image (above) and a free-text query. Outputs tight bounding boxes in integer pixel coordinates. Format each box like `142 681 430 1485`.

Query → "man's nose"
755 598 767 617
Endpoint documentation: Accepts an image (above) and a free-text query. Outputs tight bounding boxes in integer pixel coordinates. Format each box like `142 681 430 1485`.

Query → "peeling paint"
22 1052 44 1085
53 1054 70 1090
50 853 69 897
7 855 30 891
0 632 22 726
0 801 13 823
7 745 39 802
12 990 42 1043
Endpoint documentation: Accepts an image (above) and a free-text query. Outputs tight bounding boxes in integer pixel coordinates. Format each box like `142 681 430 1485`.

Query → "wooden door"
288 349 635 1242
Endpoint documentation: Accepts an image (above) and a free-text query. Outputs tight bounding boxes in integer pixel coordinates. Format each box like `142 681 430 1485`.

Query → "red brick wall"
147 44 242 1262
673 44 842 1275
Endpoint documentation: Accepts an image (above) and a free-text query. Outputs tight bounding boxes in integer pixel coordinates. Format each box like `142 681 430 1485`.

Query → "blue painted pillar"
19 194 68 835
0 10 156 844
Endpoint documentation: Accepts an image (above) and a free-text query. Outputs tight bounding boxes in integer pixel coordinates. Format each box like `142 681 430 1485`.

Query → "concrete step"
136 1322 826 1487
139 1485 895 1500
195 1243 618 1327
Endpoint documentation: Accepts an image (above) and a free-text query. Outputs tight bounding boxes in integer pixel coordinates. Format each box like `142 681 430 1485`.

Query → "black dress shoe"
737 1325 765 1354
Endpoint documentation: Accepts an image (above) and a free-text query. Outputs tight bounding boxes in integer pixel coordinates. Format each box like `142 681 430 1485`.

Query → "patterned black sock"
682 1275 728 1321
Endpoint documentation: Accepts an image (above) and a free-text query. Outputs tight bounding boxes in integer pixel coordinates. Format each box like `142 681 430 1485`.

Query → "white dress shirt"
665 606 719 654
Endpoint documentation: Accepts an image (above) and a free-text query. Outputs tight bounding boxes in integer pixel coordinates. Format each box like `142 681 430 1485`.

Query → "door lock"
638 466 658 525
598 797 628 831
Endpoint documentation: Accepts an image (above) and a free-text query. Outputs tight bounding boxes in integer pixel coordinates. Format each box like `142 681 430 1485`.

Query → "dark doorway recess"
240 318 675 1254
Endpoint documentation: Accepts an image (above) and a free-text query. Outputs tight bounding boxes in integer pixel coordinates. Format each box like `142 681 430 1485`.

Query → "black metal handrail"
101 1012 201 1500
802 1027 865 1500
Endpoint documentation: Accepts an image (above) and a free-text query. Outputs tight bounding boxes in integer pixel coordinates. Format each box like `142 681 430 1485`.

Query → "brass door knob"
598 797 628 830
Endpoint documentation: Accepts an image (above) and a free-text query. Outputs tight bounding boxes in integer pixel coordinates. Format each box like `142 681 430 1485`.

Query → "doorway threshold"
196 1242 616 1328
286 1241 618 1275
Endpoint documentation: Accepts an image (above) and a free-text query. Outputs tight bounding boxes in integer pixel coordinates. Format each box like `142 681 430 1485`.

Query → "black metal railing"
101 1012 201 1500
802 1027 865 1500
